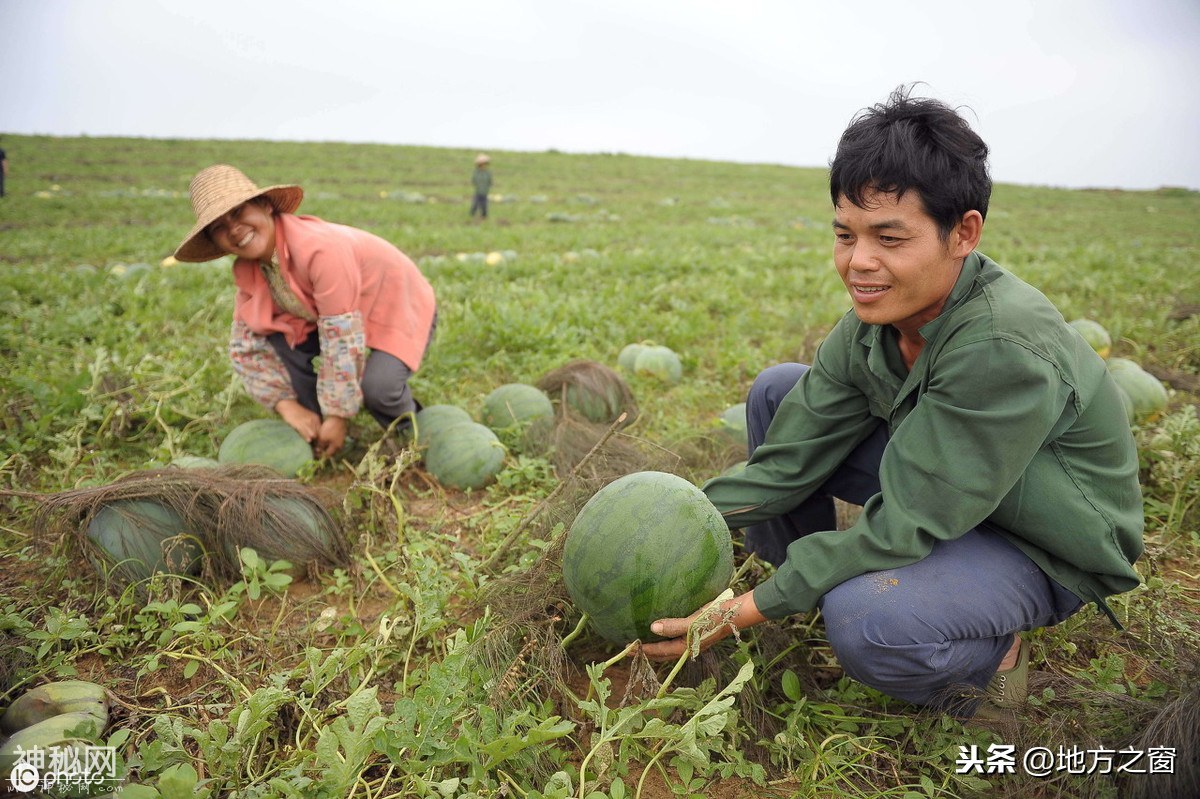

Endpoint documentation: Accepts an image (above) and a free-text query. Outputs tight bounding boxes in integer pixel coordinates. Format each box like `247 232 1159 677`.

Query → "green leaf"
182 659 200 679
157 763 199 799
781 669 802 702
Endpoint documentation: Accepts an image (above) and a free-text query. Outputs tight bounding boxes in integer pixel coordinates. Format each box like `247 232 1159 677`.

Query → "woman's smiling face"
207 199 276 261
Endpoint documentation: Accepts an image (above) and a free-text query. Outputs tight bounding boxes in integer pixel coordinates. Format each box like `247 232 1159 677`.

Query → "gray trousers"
744 363 1082 710
268 330 421 431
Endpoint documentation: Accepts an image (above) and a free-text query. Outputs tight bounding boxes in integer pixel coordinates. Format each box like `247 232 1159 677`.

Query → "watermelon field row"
1 134 1198 798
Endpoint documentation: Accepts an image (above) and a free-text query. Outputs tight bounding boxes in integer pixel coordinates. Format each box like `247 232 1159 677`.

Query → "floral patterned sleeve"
229 319 295 409
317 311 366 418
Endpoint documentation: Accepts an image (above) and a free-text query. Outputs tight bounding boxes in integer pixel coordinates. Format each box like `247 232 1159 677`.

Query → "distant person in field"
643 87 1144 721
0 143 7 198
470 153 492 220
173 164 437 458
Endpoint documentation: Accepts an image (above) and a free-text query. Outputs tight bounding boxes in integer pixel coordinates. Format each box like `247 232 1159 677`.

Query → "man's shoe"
970 635 1030 723
986 635 1030 709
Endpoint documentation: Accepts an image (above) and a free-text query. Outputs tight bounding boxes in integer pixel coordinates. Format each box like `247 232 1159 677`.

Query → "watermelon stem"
559 613 590 650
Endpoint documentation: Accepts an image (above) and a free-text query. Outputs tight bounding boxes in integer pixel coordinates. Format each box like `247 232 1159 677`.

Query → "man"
470 153 492 220
643 87 1144 719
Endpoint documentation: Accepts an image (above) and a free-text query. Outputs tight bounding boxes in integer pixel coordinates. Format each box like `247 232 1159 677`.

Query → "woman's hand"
275 399 321 443
315 416 348 458
640 589 767 661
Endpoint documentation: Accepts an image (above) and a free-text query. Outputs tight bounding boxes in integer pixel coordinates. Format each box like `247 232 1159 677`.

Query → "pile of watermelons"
1069 318 1170 424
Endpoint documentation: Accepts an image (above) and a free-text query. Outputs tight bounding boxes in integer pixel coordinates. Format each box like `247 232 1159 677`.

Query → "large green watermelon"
218 418 314 477
424 422 507 490
86 499 201 582
563 471 734 644
413 404 472 447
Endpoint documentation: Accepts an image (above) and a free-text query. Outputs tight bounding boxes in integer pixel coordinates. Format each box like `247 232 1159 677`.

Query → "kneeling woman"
174 164 436 457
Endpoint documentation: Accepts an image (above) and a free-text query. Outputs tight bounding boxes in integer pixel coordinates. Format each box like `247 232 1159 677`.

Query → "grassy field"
1 133 1198 799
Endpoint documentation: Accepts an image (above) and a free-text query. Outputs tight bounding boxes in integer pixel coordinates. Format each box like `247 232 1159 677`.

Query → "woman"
174 164 436 458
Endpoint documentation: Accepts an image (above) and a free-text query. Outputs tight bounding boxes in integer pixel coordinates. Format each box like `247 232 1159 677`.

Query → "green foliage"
0 134 1197 798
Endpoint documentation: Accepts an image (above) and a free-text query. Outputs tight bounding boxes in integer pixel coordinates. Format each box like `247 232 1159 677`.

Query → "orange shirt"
231 214 436 370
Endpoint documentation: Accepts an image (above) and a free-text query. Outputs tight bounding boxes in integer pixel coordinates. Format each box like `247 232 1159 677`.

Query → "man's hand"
315 415 348 458
640 589 767 661
276 399 321 443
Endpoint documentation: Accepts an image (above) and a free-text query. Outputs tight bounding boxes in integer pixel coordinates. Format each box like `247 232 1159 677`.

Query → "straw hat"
174 164 304 262
475 153 491 166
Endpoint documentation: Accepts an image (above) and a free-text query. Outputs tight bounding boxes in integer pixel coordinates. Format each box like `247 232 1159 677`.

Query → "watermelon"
413 404 472 447
1110 365 1168 423
86 499 200 582
424 422 506 490
564 381 625 424
718 402 748 446
633 345 683 384
481 384 554 452
563 471 734 644
1 711 105 775
617 343 646 373
1106 357 1141 375
1068 318 1112 359
537 360 635 426
481 384 554 430
223 496 340 571
218 418 314 477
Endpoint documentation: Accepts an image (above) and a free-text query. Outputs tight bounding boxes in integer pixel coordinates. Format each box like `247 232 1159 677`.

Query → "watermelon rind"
563 470 733 644
425 421 507 490
218 418 314 477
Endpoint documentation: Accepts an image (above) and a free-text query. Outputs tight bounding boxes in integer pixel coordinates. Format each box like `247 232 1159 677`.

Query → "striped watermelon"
424 422 507 490
86 499 201 582
563 471 734 644
218 418 314 477
413 404 472 447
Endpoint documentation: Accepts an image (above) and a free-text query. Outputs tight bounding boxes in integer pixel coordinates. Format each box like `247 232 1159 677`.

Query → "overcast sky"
4 0 1199 191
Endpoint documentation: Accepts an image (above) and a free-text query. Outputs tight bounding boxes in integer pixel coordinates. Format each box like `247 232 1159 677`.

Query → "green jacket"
472 166 492 195
704 252 1144 624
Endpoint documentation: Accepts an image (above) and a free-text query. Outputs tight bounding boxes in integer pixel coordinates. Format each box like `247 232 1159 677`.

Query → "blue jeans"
744 363 1082 710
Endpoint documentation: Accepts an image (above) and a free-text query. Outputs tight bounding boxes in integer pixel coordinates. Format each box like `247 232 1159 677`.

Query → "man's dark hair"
830 85 991 239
